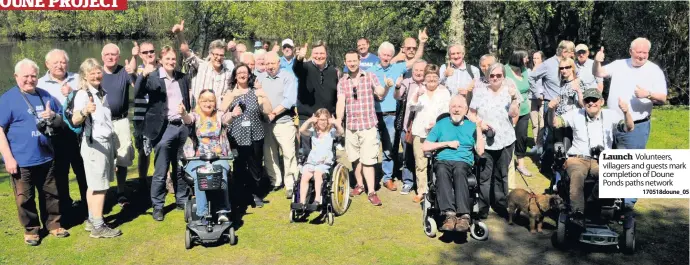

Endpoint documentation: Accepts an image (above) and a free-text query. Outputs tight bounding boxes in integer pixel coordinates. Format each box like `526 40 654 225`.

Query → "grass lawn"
0 106 688 265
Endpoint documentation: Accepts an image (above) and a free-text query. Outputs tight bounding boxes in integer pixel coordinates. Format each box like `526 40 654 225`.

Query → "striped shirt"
183 51 233 109
337 70 380 131
133 65 148 123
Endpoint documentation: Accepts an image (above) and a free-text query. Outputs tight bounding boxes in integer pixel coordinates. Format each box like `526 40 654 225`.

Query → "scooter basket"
196 165 224 191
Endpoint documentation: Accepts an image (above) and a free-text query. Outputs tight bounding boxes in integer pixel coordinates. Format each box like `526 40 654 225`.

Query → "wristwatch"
646 92 653 100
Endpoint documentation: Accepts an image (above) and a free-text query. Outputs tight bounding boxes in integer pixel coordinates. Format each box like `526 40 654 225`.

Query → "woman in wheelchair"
422 95 485 232
181 89 239 224
294 108 344 210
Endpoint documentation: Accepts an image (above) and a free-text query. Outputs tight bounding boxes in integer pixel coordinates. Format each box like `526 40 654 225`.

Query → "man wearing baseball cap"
574 44 603 92
254 41 263 49
279 38 296 75
551 88 634 227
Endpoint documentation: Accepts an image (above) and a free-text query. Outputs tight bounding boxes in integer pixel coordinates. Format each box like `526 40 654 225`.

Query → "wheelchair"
551 141 636 254
420 113 489 240
181 152 237 249
289 136 351 225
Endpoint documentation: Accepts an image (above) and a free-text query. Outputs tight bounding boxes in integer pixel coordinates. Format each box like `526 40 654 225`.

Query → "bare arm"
299 118 314 136
336 95 345 122
0 127 14 165
592 60 609 78
332 119 345 136
474 122 485 156
422 140 451 153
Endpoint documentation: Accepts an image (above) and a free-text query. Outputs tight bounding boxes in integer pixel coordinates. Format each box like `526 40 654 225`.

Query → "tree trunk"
589 1 608 50
449 0 465 47
544 2 562 55
488 3 501 55
562 3 580 43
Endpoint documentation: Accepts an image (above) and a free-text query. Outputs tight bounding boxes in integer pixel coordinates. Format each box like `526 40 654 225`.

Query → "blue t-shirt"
343 53 380 73
280 56 295 75
426 117 477 165
0 87 62 167
370 62 408 112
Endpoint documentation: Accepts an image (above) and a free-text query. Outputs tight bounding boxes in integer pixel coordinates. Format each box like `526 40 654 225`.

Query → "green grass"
0 107 688 265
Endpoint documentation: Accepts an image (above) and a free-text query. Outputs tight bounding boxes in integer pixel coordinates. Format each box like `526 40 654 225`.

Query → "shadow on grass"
437 202 689 265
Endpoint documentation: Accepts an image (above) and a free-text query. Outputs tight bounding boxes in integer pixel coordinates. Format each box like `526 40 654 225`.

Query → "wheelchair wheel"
327 212 335 226
330 164 351 216
289 210 297 223
227 227 237 246
424 217 438 238
555 212 569 249
184 200 194 223
621 218 636 254
184 227 192 249
470 221 489 241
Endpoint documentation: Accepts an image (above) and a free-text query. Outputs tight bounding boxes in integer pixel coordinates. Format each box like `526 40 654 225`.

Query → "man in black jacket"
135 46 191 221
293 41 339 158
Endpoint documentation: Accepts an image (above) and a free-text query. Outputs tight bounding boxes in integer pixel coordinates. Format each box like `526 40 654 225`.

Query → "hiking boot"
368 193 382 206
89 225 122 238
383 180 397 191
49 228 70 238
84 220 94 232
455 214 471 232
400 184 412 195
441 215 456 231
350 185 364 197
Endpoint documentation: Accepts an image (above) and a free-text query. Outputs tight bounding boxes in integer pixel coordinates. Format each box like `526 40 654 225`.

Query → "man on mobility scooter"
179 89 239 248
421 95 488 240
550 88 636 253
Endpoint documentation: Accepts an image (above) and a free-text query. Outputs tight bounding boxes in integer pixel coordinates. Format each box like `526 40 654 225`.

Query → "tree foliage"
0 1 686 104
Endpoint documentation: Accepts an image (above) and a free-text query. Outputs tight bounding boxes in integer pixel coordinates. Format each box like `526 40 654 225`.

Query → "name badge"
241 120 251 127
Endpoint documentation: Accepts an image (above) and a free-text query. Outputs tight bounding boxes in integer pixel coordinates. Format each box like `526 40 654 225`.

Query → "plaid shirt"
337 71 380 131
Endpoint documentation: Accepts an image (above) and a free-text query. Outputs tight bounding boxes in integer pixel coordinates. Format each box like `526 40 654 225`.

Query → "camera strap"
19 89 47 118
583 110 606 151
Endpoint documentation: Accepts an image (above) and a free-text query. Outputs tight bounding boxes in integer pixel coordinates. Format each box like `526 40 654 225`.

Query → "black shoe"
176 204 185 211
152 208 164 221
478 212 489 220
253 195 264 208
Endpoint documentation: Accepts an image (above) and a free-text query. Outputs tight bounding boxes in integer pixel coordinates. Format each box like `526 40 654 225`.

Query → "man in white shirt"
574 44 603 92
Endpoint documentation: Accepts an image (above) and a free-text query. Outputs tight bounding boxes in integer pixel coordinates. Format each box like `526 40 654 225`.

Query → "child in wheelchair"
293 108 344 211
180 89 238 225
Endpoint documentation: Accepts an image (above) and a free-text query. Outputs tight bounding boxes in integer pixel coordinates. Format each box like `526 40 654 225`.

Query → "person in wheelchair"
181 89 240 224
551 88 634 227
422 95 485 232
294 108 344 210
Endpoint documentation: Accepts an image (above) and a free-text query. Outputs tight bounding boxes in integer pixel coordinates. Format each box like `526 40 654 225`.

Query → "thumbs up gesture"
131 41 139 57
395 76 403 88
384 75 394 88
227 38 237 51
125 59 135 74
634 85 650 99
444 61 454 77
618 97 630 113
142 63 156 77
172 20 185 34
85 96 97 114
418 27 429 43
178 103 187 116
41 101 55 119
297 43 308 60
594 46 605 62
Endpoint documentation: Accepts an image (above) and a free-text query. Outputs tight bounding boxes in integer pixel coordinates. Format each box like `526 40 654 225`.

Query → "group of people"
1 16 667 245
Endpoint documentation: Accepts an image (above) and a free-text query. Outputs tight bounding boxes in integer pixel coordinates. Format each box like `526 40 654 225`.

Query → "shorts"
301 163 331 174
345 127 379 165
113 118 134 167
81 136 115 191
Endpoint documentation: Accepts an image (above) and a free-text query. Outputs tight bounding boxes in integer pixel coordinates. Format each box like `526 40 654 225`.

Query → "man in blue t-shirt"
343 37 380 73
423 95 485 233
0 59 69 245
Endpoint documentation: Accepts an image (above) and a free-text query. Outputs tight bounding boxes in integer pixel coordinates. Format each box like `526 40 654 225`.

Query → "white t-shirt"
561 108 623 157
73 86 114 142
604 59 667 121
408 87 451 138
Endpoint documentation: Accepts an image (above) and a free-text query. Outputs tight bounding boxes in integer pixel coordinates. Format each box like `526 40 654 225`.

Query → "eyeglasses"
402 47 416 51
141 50 155 55
489 74 503 79
211 52 225 58
584 98 599 104
559 65 572 70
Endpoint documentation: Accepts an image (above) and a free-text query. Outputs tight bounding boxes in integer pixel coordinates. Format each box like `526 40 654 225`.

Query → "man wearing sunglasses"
336 50 386 206
551 88 634 227
593 37 668 210
574 44 603 92
279 38 297 75
529 40 575 178
133 41 157 194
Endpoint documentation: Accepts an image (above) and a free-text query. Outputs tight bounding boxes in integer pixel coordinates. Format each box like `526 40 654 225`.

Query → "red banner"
0 0 127 10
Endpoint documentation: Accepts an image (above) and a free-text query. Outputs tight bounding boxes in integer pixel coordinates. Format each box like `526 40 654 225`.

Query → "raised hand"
418 27 429 43
634 85 650 99
297 43 308 60
444 61 454 77
548 97 560 109
85 96 97 114
171 20 184 34
131 41 139 57
618 97 630 113
124 59 134 74
395 76 403 88
41 101 54 119
254 80 263 90
231 105 242 117
594 46 605 62
178 103 186 116
384 75 394 88
142 63 156 77
227 38 237 51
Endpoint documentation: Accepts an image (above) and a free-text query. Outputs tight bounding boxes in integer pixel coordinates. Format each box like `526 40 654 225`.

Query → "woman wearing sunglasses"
469 63 522 219
547 58 585 154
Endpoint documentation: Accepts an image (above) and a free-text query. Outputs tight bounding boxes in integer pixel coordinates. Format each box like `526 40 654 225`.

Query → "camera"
552 142 567 171
37 118 55 137
590 145 604 160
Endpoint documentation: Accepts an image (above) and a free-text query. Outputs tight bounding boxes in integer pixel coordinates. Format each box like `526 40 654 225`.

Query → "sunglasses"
559 65 572 70
141 50 155 55
489 74 503 79
352 83 358 100
584 97 600 104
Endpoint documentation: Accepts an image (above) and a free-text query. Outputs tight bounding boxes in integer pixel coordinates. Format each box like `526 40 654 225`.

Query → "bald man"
257 51 299 198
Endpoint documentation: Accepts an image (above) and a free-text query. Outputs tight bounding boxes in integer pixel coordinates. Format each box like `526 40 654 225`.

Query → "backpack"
62 90 93 143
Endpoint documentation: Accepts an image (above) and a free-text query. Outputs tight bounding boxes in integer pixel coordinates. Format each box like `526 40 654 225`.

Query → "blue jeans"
398 131 414 186
184 160 231 217
614 120 651 207
377 113 396 182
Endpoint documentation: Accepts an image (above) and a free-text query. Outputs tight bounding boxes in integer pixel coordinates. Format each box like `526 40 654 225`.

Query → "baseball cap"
575 44 589 52
281 38 294 48
583 88 602 100
254 41 262 48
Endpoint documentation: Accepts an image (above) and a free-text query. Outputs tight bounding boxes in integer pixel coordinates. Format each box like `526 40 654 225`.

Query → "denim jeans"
377 113 396 182
398 131 415 186
184 160 231 217
614 120 651 207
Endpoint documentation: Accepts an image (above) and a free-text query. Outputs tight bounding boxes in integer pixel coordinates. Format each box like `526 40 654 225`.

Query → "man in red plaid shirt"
336 50 388 206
